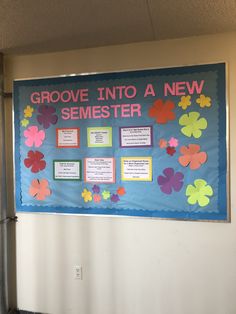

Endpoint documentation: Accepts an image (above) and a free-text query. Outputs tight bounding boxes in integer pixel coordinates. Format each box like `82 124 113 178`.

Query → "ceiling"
1 0 236 54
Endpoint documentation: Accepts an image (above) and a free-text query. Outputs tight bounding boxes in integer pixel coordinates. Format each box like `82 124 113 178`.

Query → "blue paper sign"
14 63 228 221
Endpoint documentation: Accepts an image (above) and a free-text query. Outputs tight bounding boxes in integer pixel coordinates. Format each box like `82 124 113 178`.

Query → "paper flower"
186 179 213 207
29 179 51 201
159 139 167 148
157 168 184 194
168 137 178 147
24 105 34 118
21 119 29 127
37 105 58 129
111 194 120 203
178 95 191 110
196 94 211 108
166 146 176 156
24 126 45 147
179 112 207 138
148 99 175 124
117 187 126 196
81 189 92 202
179 144 207 170
24 150 46 173
102 190 111 200
93 194 101 203
92 185 100 194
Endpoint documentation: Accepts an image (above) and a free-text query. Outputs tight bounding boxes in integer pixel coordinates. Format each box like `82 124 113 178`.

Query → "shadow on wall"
9 309 49 314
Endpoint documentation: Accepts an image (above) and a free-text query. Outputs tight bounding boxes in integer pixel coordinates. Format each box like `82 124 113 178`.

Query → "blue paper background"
14 63 228 220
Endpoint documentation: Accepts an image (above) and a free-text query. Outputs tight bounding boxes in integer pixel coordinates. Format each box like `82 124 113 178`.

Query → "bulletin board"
13 63 229 221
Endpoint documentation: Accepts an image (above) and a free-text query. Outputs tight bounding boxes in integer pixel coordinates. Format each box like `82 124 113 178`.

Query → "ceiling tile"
0 0 154 53
1 0 236 54
148 0 236 40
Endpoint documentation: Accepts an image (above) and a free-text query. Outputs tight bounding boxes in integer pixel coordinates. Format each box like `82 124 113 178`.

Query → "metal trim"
11 61 230 223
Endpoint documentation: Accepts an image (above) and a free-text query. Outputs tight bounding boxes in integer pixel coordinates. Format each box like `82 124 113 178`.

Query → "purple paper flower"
110 194 120 203
92 185 100 194
157 168 184 194
37 105 58 129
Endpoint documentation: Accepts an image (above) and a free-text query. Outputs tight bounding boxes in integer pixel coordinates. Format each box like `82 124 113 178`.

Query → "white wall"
4 32 236 314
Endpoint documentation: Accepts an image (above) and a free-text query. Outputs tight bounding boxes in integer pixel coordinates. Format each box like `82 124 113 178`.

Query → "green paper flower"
102 190 110 200
21 118 29 127
186 179 213 207
179 112 207 138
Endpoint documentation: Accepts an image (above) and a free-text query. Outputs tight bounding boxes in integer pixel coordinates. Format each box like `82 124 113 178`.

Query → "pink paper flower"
168 137 178 147
29 179 51 200
93 194 101 203
24 126 45 147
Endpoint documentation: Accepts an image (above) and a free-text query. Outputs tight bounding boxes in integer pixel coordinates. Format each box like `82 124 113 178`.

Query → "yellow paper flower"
21 119 29 127
81 188 92 202
24 105 34 118
196 94 211 108
178 95 191 110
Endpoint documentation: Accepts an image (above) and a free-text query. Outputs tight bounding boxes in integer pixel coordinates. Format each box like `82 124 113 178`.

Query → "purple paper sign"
119 125 153 148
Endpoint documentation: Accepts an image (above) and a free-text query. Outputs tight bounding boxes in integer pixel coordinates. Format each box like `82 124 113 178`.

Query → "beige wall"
4 32 236 314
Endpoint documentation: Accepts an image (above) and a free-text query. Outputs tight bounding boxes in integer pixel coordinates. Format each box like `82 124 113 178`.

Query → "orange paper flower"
29 179 51 200
178 144 207 170
159 139 167 148
117 187 126 196
149 99 176 124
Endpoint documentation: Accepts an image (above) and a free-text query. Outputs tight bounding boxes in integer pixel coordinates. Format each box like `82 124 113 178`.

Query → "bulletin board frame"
13 62 230 222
